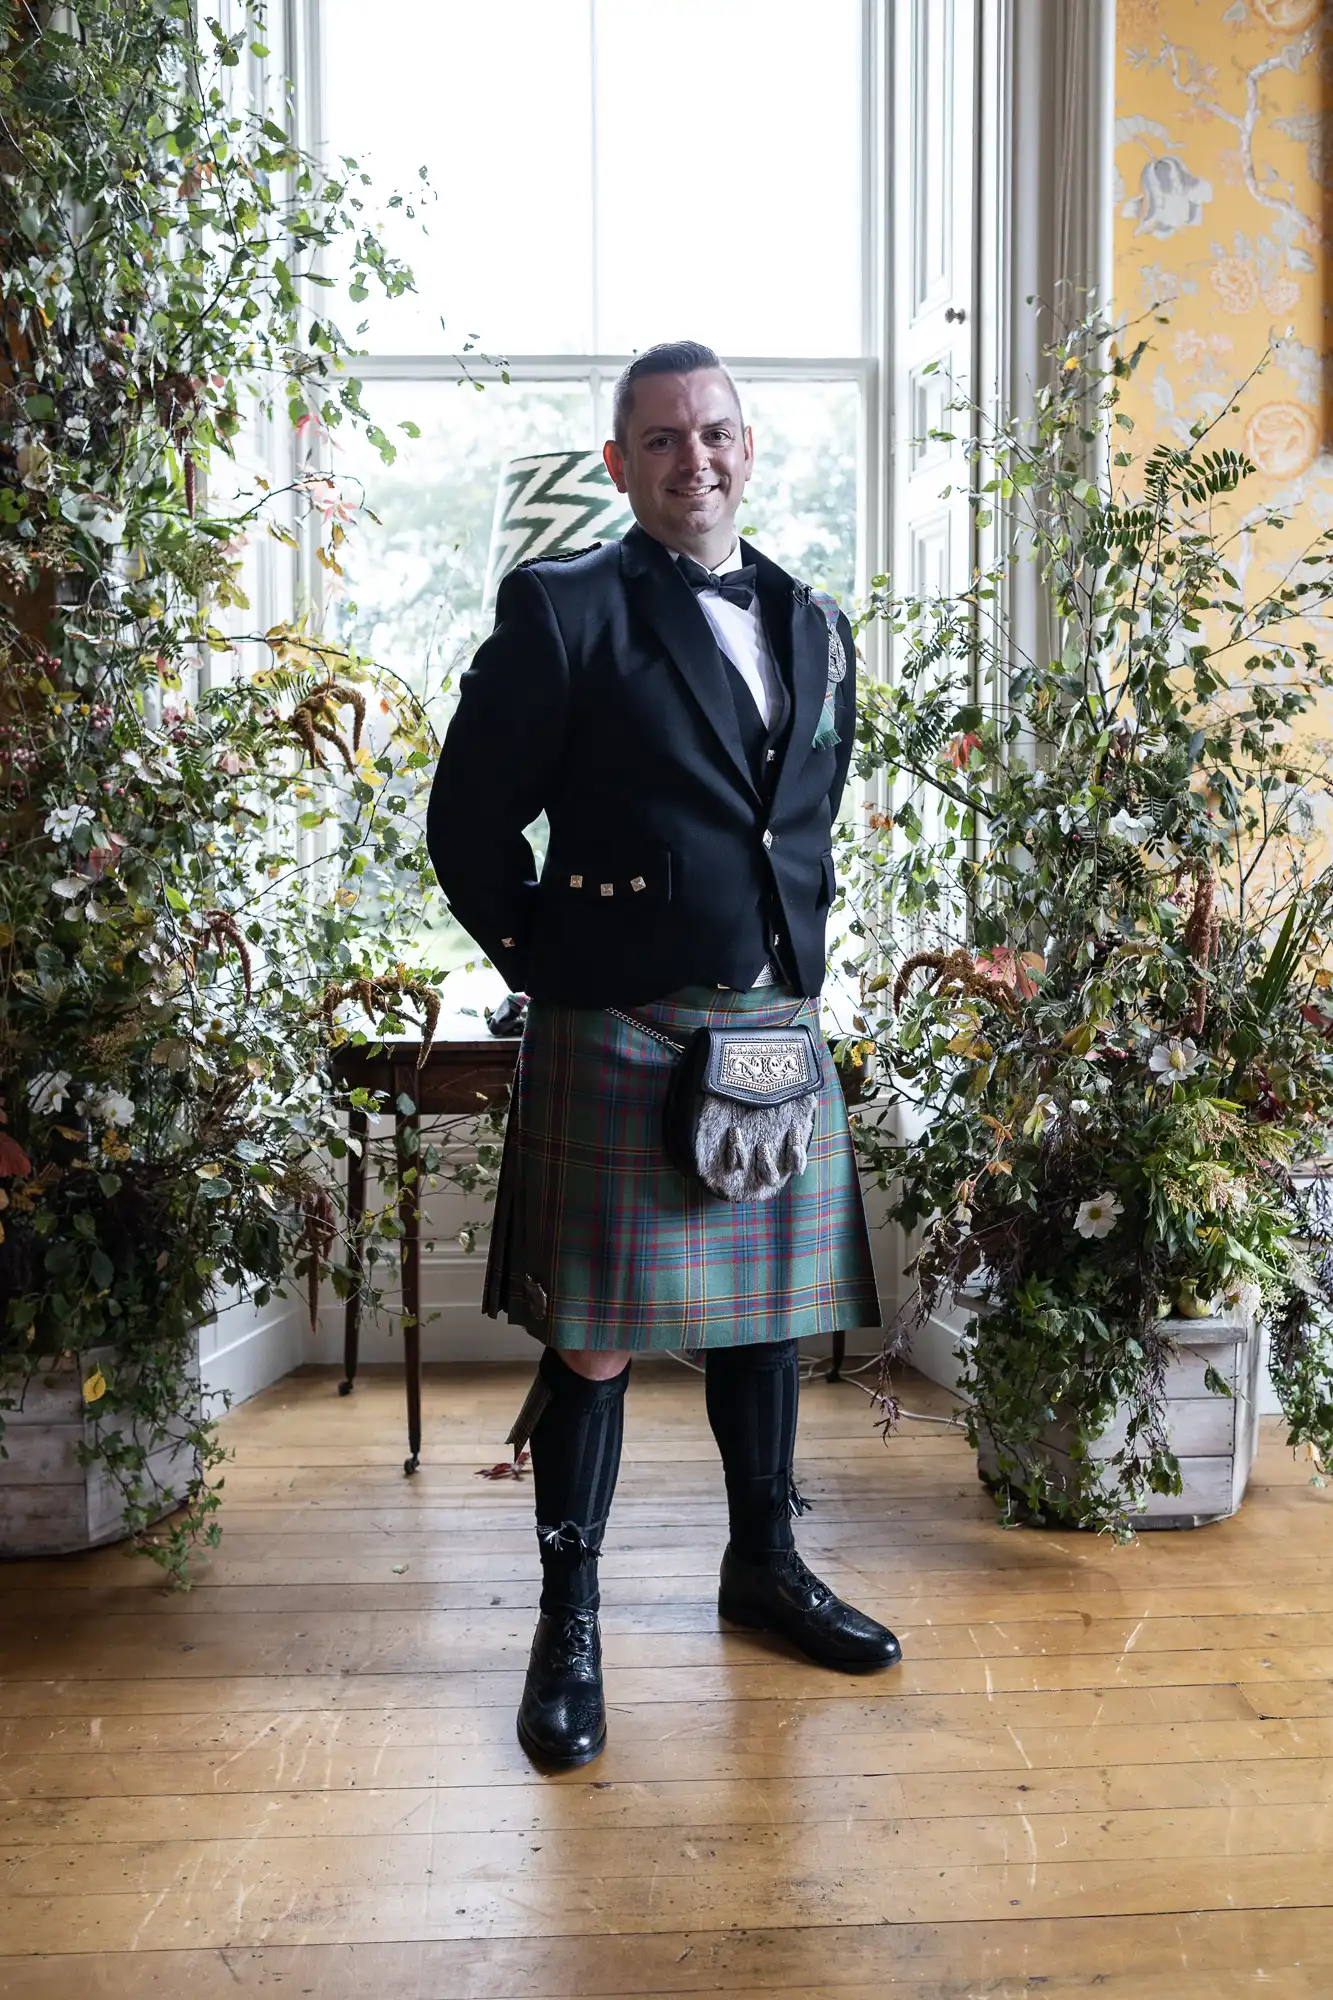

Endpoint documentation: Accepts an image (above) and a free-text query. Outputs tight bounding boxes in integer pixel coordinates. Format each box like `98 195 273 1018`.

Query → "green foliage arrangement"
0 0 449 1578
842 313 1333 1535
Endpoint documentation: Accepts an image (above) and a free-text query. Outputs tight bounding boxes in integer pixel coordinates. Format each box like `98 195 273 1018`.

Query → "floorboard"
1 1356 1331 1996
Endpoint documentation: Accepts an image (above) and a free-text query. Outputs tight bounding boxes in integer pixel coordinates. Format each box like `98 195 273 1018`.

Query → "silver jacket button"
761 829 773 849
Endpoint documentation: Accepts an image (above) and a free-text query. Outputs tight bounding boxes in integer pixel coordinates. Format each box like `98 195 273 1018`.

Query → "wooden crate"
0 1348 198 1557
973 1311 1263 1529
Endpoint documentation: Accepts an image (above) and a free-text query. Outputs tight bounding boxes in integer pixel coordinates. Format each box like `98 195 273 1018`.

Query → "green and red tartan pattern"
484 985 882 1351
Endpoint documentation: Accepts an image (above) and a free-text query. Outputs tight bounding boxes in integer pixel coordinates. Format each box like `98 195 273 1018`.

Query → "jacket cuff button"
501 937 516 949
630 876 646 892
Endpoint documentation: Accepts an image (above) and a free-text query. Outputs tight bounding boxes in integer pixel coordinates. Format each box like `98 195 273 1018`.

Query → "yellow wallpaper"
1115 0 1332 543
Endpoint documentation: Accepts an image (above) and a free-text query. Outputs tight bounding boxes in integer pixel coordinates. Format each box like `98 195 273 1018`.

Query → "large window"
318 0 873 709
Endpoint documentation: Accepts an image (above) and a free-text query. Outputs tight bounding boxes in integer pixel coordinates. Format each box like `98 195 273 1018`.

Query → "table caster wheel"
338 1379 354 1397
404 1454 419 1476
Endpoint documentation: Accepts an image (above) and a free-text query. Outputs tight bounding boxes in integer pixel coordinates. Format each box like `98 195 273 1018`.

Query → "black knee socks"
527 1342 797 1608
528 1347 629 1616
704 1339 802 1563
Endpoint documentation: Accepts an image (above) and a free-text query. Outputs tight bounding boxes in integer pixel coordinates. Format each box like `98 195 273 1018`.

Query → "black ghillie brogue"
718 1545 902 1673
516 1609 607 1768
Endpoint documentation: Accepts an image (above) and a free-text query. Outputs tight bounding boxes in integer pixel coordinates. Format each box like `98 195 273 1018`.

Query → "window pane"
331 381 594 711
594 0 862 357
322 0 594 354
735 380 860 606
330 381 591 973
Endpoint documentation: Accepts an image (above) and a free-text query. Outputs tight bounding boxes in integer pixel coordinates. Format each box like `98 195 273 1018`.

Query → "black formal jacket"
427 523 856 1005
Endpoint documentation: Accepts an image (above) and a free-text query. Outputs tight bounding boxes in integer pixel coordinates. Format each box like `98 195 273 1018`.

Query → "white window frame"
285 0 1116 688
300 0 886 622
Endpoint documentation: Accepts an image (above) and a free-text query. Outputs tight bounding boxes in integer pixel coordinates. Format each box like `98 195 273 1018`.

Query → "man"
429 340 898 1771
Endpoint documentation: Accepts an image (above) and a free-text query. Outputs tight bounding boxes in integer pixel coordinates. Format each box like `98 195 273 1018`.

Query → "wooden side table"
330 1034 858 1473
331 1039 518 1473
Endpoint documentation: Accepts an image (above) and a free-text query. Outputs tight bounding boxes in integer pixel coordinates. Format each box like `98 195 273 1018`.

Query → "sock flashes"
529 1347 629 1614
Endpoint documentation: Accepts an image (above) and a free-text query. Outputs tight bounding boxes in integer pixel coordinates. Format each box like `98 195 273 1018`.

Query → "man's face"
603 368 754 560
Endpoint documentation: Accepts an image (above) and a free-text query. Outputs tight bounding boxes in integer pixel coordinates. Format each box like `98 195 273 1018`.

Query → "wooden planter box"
973 1311 1263 1529
0 1348 199 1558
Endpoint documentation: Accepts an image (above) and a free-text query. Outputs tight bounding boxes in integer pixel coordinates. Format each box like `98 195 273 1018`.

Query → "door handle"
944 306 967 323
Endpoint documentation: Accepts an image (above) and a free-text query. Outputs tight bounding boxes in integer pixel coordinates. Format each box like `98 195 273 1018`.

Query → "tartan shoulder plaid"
484 985 881 1352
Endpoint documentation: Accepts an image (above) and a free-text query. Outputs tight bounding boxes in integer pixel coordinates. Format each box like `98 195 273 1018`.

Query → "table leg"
339 1102 368 1397
395 1068 423 1476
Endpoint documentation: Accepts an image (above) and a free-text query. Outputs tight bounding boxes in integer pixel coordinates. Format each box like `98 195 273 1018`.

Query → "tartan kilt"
484 984 881 1352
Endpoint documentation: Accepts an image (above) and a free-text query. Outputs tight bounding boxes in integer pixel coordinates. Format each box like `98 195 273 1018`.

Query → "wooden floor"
1 1359 1332 1998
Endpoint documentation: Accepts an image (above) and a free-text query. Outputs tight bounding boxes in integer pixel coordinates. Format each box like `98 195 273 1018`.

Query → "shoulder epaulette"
515 543 603 571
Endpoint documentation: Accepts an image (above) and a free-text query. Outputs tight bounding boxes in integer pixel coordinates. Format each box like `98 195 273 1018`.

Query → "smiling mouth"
669 486 719 499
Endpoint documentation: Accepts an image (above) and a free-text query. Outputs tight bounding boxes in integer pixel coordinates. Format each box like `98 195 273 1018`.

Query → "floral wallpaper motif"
1115 0 1333 550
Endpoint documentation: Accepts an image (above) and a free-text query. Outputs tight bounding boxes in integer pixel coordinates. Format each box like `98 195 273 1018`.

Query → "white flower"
1075 1191 1123 1240
1149 1037 1202 1081
27 1070 72 1116
44 803 96 842
1108 808 1153 843
1221 1280 1263 1322
86 1088 135 1128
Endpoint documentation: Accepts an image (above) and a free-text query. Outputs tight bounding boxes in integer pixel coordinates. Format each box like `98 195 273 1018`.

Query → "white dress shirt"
671 540 782 729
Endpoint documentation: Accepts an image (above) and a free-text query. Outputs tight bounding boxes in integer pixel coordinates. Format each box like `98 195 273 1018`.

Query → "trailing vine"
842 312 1333 1535
0 0 460 1580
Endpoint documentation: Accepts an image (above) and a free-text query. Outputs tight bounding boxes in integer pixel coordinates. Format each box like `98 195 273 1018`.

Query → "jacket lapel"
620 525 758 800
750 541 793 741
754 545 827 815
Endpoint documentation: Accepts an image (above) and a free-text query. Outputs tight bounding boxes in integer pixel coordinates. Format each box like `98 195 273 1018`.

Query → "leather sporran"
609 1010 821 1203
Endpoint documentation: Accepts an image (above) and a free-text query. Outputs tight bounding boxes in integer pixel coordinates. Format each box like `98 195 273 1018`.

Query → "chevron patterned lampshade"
482 450 634 612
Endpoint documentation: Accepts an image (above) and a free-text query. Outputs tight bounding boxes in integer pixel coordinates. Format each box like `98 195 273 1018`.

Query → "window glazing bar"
349 353 875 383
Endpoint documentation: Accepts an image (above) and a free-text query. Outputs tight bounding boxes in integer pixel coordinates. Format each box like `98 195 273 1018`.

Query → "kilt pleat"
484 985 881 1352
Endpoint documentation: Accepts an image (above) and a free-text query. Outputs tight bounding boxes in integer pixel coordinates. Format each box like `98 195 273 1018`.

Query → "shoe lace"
781 1549 834 1608
547 1611 599 1674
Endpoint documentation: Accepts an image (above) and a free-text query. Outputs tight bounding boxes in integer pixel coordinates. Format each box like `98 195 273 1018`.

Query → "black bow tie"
677 552 758 609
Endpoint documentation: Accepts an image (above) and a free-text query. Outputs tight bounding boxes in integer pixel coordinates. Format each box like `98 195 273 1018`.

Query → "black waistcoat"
716 636 792 794
714 631 796 978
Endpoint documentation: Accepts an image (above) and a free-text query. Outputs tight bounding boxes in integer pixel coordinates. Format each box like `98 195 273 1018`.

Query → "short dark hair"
612 341 743 444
